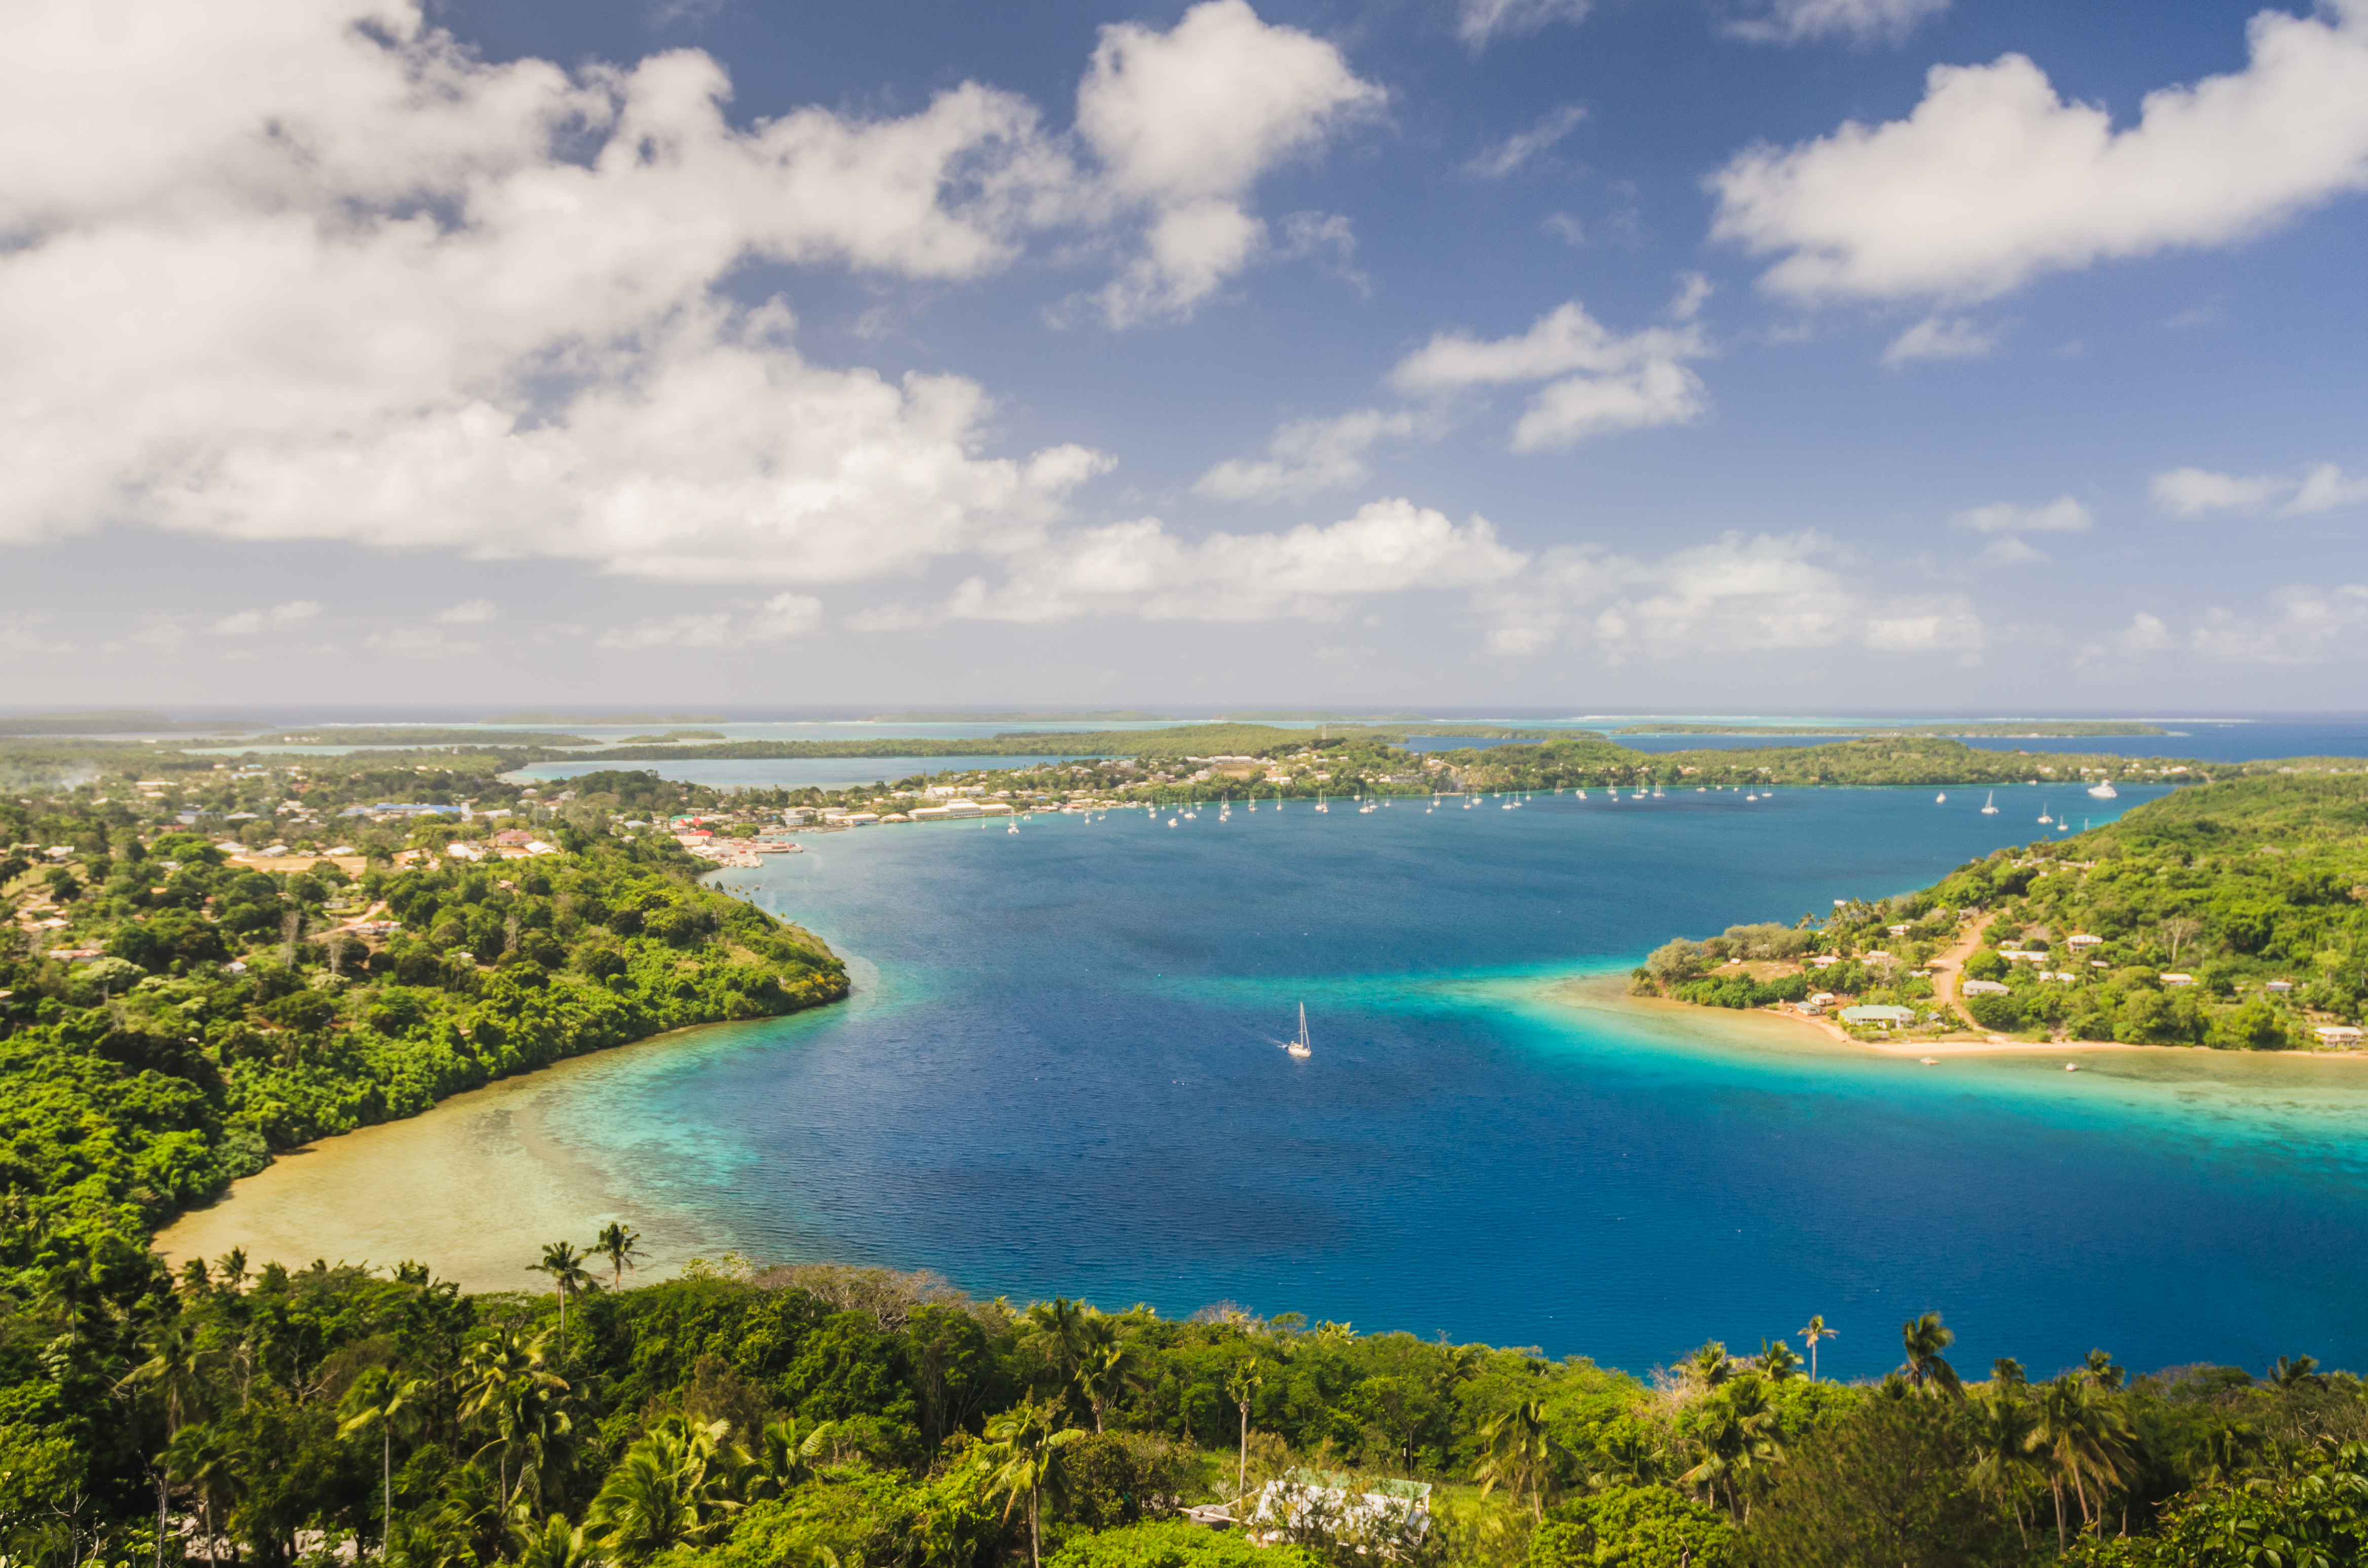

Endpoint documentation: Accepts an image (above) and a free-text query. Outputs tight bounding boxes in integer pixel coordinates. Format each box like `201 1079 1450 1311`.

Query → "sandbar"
156 1028 742 1294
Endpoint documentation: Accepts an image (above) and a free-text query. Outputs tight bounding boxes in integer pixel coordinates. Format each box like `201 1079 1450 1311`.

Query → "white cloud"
1950 495 2092 533
2190 585 2368 663
0 615 72 656
1465 105 1589 179
1477 530 1983 660
1195 409 1423 502
436 599 499 624
1390 300 1710 450
0 0 1138 589
1881 315 1996 365
892 499 1525 623
1726 0 1949 46
1077 0 1384 325
1976 536 2049 567
1668 272 1715 321
1457 0 1594 49
365 626 479 660
1710 4 2368 302
212 600 324 635
2152 462 2368 517
596 591 822 649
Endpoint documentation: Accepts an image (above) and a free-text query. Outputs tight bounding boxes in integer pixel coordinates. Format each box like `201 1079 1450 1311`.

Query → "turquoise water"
529 786 2368 1380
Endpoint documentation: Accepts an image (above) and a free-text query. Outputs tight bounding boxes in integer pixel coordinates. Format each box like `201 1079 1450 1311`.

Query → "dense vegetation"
1639 775 2368 1044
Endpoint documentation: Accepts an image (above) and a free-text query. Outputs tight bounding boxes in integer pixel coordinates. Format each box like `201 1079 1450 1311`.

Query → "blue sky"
4 0 2364 708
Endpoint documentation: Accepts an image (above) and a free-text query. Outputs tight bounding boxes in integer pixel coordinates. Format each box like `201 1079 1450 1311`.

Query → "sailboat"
1935 792 1947 805
1287 1004 1312 1059
1980 791 1999 815
2038 804 2053 825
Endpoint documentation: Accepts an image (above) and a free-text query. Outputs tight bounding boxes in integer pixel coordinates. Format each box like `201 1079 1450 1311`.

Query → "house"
1962 979 2011 996
1809 954 1841 968
2265 980 2295 994
2159 973 2195 987
1888 924 1911 936
2066 934 2104 949
1840 1005 1918 1027
2316 1025 2363 1047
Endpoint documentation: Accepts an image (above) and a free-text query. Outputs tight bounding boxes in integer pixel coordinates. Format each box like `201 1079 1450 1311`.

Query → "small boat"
2087 781 2118 799
1935 792 1946 805
1007 823 1019 834
2038 805 2052 824
1287 1004 1312 1059
2064 1063 2080 1072
1980 791 1999 815
1168 818 1179 828
1919 1057 1938 1066
1746 793 1758 801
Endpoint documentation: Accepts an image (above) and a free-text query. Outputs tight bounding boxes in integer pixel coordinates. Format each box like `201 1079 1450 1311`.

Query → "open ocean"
501 783 2368 1383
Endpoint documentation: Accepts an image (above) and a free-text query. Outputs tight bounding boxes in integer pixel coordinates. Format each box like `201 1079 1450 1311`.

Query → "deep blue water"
532 785 2368 1382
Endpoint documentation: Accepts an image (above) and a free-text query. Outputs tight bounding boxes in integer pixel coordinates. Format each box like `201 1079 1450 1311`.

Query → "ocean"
504 784 2368 1384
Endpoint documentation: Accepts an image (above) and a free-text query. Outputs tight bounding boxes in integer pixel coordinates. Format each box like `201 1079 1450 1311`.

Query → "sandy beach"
1548 970 2361 1062
156 1029 741 1294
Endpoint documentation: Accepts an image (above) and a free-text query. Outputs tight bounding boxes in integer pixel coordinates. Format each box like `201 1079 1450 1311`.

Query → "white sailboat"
1935 792 1947 805
2038 804 2053 824
1980 791 1999 815
1287 1004 1312 1058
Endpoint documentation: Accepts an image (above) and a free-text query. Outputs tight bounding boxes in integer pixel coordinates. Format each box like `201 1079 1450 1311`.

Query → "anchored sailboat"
1980 791 1999 815
1287 1004 1312 1058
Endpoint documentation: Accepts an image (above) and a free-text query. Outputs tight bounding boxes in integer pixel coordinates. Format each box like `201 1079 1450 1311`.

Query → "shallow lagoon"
171 785 2368 1379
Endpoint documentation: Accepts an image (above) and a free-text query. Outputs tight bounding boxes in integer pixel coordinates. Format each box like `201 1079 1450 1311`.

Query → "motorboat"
2087 781 2118 799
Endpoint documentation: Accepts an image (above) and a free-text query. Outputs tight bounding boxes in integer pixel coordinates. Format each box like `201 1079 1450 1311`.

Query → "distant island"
1634 774 2366 1052
1614 720 2171 738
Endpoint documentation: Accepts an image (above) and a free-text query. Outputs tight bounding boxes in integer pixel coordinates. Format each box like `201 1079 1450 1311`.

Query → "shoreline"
155 1019 753 1293
1551 972 2364 1062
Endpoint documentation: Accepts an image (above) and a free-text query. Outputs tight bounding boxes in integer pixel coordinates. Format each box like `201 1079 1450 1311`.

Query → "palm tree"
594 1222 642 1291
164 1425 237 1568
1680 1378 1782 1522
1225 1360 1264 1500
339 1369 430 1551
2081 1349 2125 1391
2028 1372 2137 1549
530 1241 600 1342
740 1416 835 1502
1076 1335 1137 1434
980 1398 1083 1568
511 1514 601 1568
458 1325 573 1511
1798 1315 1836 1382
120 1314 212 1568
1028 1297 1092 1390
2271 1354 2320 1389
1757 1339 1801 1381
1966 1386 2043 1549
1475 1399 1562 1522
1899 1313 1962 1397
588 1421 733 1562
1684 1342 1735 1392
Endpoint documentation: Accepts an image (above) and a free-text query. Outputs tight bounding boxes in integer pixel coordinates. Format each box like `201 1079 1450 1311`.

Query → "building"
1249 1471 1430 1548
2159 973 2195 987
2317 1025 2363 1047
2066 934 2104 949
1962 979 2011 996
1840 1005 1919 1027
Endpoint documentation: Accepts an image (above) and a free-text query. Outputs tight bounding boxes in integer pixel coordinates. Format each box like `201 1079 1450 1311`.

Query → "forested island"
1636 775 2368 1048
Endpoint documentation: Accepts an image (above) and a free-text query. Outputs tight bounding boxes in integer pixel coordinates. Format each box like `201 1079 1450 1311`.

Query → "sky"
3 0 2365 710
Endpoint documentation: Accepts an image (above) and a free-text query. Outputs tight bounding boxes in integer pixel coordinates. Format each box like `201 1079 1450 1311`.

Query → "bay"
395 784 2368 1382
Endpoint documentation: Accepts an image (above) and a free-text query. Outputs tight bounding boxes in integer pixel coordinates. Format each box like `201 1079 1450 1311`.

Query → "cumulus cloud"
2190 585 2368 662
365 626 480 660
2152 462 2368 517
213 601 324 635
596 591 823 649
1882 315 1996 365
1950 496 2092 533
0 0 1145 591
1476 531 1984 660
1194 409 1424 502
1726 0 1949 46
1077 0 1384 325
0 615 73 656
1390 299 1710 450
436 599 499 624
879 500 1524 623
1457 0 1594 49
1710 3 2368 302
1465 105 1589 179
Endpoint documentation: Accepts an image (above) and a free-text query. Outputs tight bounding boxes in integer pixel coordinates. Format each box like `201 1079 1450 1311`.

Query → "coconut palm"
740 1416 835 1502
1798 1315 1836 1382
512 1514 603 1568
594 1223 642 1292
1966 1386 2043 1548
2028 1372 2137 1549
1681 1378 1782 1522
1685 1342 1736 1392
980 1398 1084 1568
2081 1349 2126 1391
164 1425 238 1568
339 1368 431 1551
1225 1360 1264 1498
459 1325 573 1511
530 1241 600 1342
1076 1334 1137 1434
1476 1399 1563 1522
1757 1339 1801 1381
587 1417 738 1561
2271 1354 2320 1389
1899 1313 1962 1397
